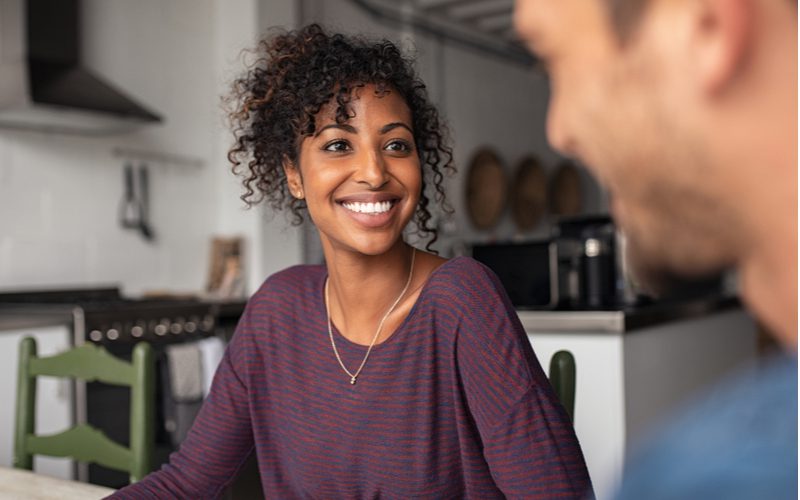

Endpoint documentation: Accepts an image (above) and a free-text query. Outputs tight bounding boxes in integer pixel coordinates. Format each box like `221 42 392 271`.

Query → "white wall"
0 0 303 296
211 0 303 293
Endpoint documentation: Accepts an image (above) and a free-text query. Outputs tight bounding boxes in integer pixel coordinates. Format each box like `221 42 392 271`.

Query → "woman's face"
286 84 421 257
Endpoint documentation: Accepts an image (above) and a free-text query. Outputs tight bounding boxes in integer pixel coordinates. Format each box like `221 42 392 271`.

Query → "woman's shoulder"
249 264 326 305
427 256 501 287
233 264 325 342
423 256 507 307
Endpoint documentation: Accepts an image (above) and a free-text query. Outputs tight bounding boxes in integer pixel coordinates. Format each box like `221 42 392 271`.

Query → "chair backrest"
548 349 576 423
14 337 155 482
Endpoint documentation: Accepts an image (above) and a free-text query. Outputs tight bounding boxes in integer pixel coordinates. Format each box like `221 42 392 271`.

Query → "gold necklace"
325 248 416 385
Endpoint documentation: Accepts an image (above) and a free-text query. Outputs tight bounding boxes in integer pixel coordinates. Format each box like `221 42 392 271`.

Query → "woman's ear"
282 158 304 199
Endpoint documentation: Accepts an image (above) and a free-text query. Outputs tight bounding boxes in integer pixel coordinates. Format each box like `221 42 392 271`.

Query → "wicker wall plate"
465 148 507 230
549 161 583 217
510 156 547 231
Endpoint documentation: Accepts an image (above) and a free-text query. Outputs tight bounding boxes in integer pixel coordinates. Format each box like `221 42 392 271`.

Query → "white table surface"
0 467 115 499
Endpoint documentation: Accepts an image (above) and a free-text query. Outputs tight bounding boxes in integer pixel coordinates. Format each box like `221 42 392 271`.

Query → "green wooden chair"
548 350 576 423
14 337 155 483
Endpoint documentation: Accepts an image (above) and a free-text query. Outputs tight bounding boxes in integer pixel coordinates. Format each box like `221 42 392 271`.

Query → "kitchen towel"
197 336 226 398
165 342 203 402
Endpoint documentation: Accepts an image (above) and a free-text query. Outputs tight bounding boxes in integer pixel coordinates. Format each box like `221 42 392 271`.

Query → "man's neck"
739 223 798 351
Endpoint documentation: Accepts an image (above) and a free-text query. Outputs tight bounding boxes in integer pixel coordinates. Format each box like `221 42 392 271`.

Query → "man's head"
514 0 797 342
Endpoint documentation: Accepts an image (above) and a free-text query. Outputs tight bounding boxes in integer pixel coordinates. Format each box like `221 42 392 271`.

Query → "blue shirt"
613 352 798 500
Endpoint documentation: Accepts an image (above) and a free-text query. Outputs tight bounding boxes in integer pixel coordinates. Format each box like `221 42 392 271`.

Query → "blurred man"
514 0 797 498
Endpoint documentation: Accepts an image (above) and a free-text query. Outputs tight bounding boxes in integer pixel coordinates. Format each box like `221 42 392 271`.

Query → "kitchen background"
0 1 758 499
0 0 604 296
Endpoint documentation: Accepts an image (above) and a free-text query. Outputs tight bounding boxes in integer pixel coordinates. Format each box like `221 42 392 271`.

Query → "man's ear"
693 0 754 94
283 157 304 199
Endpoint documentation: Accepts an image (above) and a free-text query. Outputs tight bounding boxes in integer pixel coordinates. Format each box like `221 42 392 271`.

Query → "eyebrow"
380 122 413 135
314 123 356 137
314 122 414 137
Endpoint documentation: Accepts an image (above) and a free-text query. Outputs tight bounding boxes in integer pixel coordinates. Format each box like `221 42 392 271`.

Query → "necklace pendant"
350 376 357 385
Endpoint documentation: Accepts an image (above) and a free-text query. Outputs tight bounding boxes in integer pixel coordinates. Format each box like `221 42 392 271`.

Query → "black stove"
0 287 244 344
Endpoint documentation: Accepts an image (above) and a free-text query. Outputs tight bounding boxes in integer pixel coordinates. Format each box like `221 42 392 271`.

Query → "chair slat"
26 424 132 472
29 343 134 386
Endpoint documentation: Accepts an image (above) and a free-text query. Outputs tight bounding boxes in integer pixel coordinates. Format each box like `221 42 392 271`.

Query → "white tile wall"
0 0 303 296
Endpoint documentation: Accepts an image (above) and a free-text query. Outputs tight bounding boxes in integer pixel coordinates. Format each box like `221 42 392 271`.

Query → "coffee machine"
552 215 637 309
472 215 723 311
471 216 641 310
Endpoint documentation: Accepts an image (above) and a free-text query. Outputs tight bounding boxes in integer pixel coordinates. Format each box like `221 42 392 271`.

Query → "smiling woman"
226 24 452 252
108 24 592 499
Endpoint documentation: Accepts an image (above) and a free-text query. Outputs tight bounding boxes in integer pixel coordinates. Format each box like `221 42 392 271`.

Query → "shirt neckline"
319 255 466 350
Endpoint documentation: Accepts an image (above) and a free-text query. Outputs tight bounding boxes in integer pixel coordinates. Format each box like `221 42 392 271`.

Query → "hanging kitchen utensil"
119 162 143 230
118 161 155 242
138 163 155 241
549 161 583 217
465 147 507 230
510 155 547 231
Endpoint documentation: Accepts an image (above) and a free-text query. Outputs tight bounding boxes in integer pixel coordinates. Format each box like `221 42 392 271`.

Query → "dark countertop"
516 295 741 334
0 308 75 331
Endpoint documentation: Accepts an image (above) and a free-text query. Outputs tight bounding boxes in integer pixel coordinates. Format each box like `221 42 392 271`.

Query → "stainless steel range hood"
0 0 162 135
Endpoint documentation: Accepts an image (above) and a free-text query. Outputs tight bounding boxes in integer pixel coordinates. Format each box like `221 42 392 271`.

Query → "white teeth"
342 201 393 214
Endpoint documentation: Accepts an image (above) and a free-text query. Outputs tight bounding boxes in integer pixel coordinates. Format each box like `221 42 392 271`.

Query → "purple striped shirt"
111 256 592 499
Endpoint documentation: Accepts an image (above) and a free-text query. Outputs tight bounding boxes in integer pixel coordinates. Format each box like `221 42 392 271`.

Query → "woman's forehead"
313 84 412 128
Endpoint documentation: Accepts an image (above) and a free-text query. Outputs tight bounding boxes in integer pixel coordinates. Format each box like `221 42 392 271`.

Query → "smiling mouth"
340 200 397 215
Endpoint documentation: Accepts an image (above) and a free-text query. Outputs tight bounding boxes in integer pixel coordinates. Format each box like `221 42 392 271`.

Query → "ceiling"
413 0 516 41
350 0 533 65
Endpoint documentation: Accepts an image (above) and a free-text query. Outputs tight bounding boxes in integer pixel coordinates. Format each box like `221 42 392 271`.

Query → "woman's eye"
323 140 350 152
385 140 412 153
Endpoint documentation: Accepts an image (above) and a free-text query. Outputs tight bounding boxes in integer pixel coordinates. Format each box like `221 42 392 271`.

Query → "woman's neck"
323 242 415 344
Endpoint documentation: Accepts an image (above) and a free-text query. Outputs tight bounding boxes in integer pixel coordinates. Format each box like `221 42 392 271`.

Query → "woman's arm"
455 261 593 499
109 328 255 499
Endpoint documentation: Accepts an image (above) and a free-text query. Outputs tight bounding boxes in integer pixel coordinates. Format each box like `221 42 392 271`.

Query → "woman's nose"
354 149 389 189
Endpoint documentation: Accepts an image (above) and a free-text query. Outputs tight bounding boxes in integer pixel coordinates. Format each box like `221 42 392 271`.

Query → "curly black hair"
226 24 455 252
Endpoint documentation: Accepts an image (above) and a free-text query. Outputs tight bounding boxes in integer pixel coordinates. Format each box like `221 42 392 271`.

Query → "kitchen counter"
517 295 740 333
0 466 114 499
0 309 75 332
521 299 755 499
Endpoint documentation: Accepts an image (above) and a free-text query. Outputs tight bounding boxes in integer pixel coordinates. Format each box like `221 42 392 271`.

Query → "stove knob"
170 321 183 334
155 322 168 336
201 315 214 332
184 321 197 333
106 328 119 341
89 330 103 342
132 320 147 337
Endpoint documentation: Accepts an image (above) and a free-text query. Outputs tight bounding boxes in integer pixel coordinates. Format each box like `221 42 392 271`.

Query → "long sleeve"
109 317 255 499
454 262 593 499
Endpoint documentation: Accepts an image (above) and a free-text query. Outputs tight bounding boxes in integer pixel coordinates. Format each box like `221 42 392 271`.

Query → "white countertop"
0 467 115 499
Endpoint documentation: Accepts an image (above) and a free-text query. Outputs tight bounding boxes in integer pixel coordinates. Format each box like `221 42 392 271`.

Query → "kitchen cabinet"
520 300 757 500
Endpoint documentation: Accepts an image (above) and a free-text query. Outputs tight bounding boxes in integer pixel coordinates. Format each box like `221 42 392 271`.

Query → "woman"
112 24 591 499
